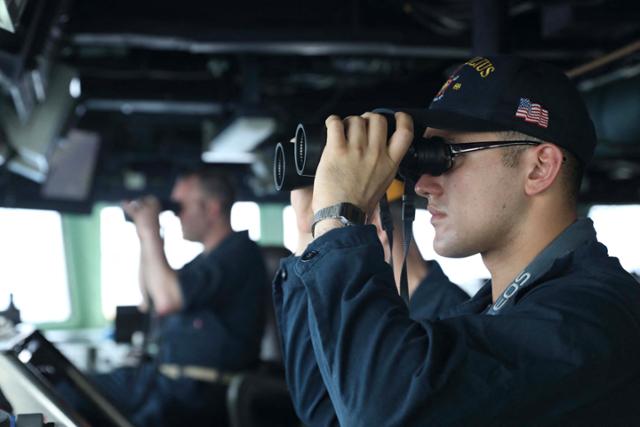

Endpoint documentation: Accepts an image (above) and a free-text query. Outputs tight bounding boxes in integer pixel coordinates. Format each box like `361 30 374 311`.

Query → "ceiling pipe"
82 99 225 115
565 40 640 150
566 39 640 79
69 33 597 60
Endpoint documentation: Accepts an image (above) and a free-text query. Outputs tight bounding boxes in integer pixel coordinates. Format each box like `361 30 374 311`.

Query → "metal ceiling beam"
83 99 225 115
71 34 470 58
69 32 600 60
472 0 509 55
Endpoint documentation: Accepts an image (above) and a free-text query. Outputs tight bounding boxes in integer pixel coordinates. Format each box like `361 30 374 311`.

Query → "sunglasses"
399 136 541 178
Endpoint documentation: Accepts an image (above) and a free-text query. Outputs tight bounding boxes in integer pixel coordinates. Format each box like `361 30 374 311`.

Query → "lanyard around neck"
486 219 595 315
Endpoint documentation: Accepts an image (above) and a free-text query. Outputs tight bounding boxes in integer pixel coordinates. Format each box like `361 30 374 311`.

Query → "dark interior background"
1 0 639 212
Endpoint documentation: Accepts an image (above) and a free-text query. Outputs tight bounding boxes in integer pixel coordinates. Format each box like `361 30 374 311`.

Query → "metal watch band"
311 202 366 238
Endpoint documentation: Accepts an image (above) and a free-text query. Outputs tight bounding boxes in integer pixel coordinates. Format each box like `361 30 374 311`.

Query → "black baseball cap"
402 55 597 165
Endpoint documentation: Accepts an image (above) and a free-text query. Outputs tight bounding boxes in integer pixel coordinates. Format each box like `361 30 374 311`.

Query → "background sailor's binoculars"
273 110 456 191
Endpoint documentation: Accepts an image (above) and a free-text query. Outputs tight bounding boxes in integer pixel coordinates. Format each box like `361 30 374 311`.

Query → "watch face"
312 203 366 237
340 203 366 225
313 203 365 225
332 203 363 225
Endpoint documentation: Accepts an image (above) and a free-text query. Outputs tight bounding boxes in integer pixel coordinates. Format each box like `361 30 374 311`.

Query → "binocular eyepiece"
273 110 454 192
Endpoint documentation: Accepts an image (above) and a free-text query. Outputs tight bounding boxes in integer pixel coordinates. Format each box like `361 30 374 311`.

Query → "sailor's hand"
122 196 161 238
312 112 413 218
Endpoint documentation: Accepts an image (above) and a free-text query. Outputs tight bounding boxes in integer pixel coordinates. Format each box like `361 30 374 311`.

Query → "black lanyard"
378 178 415 306
486 219 596 315
399 177 416 304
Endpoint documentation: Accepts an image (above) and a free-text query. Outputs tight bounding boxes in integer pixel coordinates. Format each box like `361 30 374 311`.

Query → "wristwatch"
311 202 366 238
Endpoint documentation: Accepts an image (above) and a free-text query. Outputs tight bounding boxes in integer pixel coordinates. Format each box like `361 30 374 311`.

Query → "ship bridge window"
588 205 640 274
100 202 260 319
0 208 70 323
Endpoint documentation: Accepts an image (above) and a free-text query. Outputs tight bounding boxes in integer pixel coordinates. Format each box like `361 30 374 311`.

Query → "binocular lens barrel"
294 113 397 177
295 123 326 177
274 142 314 191
274 112 454 192
274 143 286 191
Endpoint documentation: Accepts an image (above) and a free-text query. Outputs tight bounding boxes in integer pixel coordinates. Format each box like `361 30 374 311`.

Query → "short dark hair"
499 131 583 206
186 168 236 216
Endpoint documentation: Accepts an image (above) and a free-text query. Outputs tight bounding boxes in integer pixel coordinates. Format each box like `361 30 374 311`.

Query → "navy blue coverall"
273 219 640 426
73 230 267 427
409 260 469 321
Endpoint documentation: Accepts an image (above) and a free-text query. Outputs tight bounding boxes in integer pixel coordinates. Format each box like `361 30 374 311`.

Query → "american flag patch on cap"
515 98 549 128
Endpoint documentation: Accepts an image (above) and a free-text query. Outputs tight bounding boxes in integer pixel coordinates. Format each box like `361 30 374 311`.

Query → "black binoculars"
123 199 181 222
273 110 454 191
